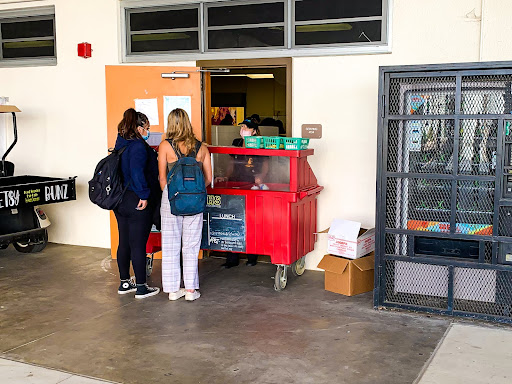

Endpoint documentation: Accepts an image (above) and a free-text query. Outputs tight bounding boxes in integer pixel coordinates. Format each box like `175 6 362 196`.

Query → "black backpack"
89 147 128 210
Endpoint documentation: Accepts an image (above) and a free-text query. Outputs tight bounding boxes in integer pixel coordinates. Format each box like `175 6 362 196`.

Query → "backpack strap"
189 140 202 158
167 139 201 158
116 145 131 188
166 139 183 159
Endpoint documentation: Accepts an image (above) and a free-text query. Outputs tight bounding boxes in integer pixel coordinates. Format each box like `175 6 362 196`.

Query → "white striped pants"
161 188 203 293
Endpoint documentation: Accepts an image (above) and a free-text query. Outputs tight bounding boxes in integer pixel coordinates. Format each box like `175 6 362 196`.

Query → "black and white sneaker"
135 283 160 299
118 277 137 295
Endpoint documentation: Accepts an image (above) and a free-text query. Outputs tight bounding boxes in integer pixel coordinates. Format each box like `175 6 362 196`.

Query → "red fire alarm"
77 42 92 58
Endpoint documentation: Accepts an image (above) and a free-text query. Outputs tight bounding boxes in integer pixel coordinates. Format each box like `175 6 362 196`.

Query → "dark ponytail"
118 108 149 139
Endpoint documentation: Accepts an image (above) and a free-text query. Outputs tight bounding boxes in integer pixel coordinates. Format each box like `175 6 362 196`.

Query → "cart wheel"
274 266 287 291
146 254 154 277
13 229 48 253
292 257 306 276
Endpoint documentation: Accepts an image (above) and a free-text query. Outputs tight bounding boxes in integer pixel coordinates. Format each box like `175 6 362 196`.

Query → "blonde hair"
166 108 197 155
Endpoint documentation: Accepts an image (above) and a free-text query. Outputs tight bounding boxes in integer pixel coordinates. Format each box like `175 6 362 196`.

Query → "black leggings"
114 190 152 285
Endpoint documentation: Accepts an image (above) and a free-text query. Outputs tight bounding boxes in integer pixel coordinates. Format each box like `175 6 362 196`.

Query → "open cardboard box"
318 252 375 296
318 219 375 259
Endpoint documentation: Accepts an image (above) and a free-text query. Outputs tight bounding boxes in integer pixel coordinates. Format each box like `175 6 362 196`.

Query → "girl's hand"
136 199 148 210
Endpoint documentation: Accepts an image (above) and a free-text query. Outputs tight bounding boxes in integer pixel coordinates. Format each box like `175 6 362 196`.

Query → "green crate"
244 136 264 148
263 136 284 149
283 137 310 150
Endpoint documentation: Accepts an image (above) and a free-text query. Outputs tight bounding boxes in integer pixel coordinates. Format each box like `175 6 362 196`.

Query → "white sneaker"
169 288 186 301
185 290 201 301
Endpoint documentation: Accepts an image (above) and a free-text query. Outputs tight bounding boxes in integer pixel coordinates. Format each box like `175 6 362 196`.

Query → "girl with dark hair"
159 108 212 301
113 108 160 299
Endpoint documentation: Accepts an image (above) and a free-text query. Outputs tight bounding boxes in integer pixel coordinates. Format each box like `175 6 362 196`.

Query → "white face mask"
240 127 253 137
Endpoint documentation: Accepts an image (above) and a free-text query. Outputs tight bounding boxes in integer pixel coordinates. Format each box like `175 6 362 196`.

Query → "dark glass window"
208 2 284 27
0 14 55 62
127 7 200 53
208 27 285 50
131 31 199 52
2 40 54 58
1 19 54 39
295 20 382 46
295 0 382 21
129 8 198 31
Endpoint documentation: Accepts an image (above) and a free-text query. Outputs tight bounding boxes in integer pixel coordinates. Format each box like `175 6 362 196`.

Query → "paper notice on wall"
163 96 192 122
134 98 159 126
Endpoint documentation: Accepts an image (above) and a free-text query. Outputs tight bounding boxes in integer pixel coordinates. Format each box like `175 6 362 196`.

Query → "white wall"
1 0 511 263
298 0 511 269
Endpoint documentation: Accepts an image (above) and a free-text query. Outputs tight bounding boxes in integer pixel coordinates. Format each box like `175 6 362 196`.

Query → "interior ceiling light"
246 74 274 79
211 74 274 79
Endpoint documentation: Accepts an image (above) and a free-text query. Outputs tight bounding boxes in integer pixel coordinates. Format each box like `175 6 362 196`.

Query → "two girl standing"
113 108 211 301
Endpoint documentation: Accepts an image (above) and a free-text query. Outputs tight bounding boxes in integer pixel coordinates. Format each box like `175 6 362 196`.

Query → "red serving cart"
204 146 323 290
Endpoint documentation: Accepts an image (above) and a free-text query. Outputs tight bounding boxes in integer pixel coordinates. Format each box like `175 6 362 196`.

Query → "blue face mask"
142 132 150 141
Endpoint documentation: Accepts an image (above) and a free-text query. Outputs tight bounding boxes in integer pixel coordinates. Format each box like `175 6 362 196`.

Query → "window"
0 6 56 66
206 1 286 50
294 0 384 47
122 0 389 61
126 5 200 54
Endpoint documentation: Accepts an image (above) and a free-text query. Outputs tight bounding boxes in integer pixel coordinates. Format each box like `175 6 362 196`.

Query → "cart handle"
299 185 324 200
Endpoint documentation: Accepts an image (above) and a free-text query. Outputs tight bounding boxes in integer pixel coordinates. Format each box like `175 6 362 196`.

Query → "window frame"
125 3 202 57
120 0 391 63
204 0 287 52
0 6 56 67
292 0 388 49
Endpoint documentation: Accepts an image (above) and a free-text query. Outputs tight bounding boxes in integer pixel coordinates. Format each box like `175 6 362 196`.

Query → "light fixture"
210 74 274 79
247 74 274 79
161 73 190 80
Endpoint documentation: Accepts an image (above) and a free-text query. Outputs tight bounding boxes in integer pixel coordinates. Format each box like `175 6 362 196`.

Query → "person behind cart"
158 108 212 301
114 108 161 299
217 117 269 268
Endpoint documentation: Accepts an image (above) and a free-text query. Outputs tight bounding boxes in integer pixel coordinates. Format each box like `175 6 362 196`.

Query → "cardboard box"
325 219 375 259
318 252 375 296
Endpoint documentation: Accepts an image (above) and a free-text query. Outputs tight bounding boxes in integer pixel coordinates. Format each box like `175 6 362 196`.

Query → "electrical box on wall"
77 42 92 58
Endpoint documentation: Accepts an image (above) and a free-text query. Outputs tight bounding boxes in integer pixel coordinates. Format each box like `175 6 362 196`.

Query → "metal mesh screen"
484 242 493 263
498 206 512 237
454 268 512 318
458 120 497 176
386 177 451 231
385 233 409 256
461 75 512 115
385 260 449 309
389 77 456 115
387 120 455 174
456 180 494 235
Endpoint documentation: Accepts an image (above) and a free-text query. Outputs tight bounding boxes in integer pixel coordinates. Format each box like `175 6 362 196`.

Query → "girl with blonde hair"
158 108 212 301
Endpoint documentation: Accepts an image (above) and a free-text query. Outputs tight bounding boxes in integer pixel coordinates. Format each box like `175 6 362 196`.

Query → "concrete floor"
0 243 452 384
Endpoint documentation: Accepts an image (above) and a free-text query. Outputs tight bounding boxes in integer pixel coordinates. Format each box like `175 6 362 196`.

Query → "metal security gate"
375 61 512 324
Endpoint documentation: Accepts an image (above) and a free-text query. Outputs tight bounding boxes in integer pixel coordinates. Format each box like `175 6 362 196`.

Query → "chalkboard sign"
201 194 246 252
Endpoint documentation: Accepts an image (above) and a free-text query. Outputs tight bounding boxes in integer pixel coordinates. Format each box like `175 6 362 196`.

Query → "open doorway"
198 58 292 145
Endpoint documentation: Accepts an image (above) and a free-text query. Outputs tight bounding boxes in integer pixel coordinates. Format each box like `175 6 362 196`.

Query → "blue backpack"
167 139 206 216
